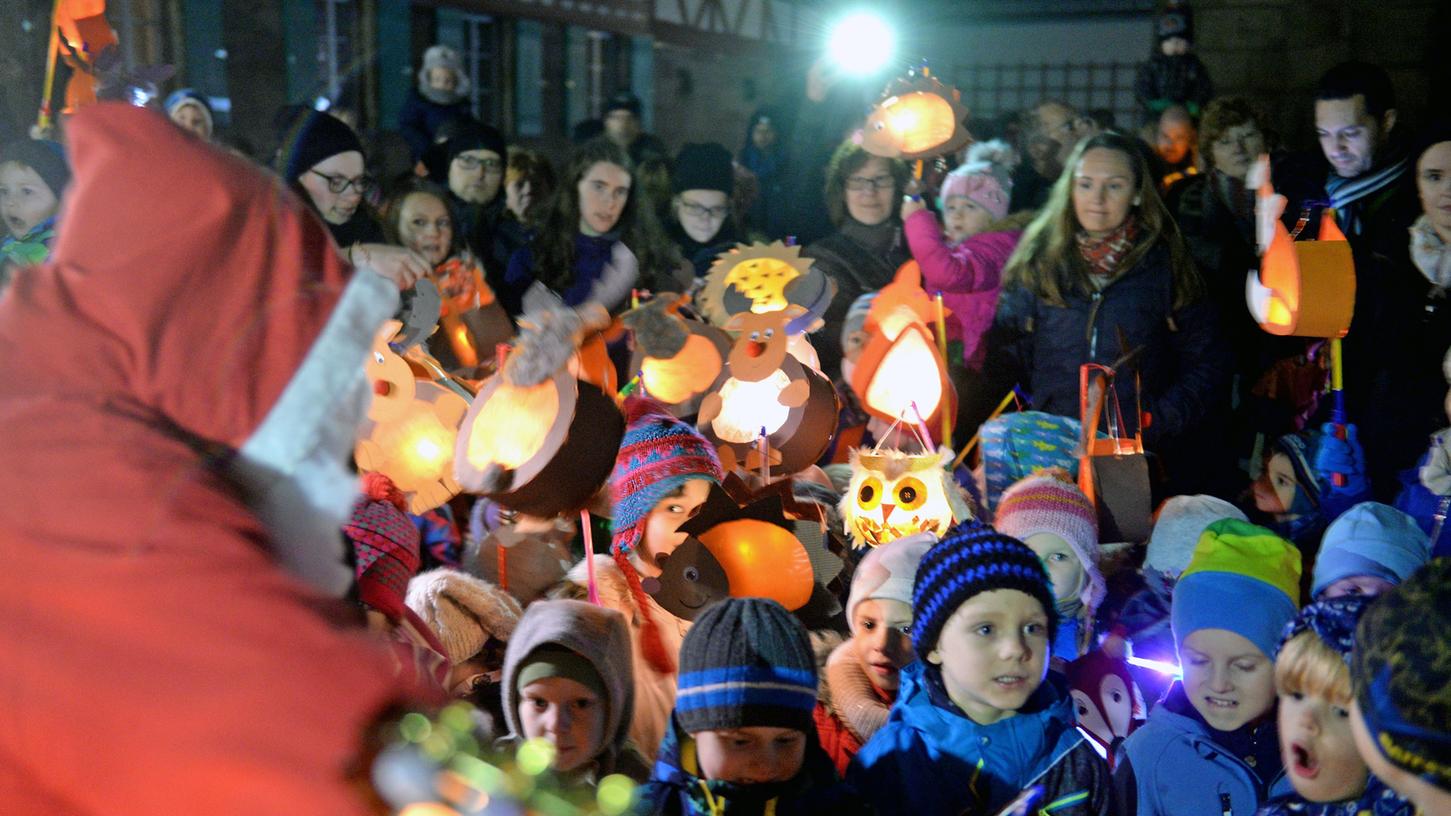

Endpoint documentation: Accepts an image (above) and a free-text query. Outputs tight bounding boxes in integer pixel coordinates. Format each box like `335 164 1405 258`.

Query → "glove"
1313 422 1370 519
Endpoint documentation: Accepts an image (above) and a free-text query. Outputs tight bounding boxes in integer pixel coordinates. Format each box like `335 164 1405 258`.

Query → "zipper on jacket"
1086 291 1104 360
1219 792 1232 816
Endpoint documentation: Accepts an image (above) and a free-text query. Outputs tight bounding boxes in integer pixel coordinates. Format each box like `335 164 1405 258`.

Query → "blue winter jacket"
1116 682 1284 816
848 662 1112 816
1255 773 1414 816
502 232 619 316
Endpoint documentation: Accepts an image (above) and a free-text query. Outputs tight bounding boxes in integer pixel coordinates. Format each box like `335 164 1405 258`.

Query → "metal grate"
950 61 1142 132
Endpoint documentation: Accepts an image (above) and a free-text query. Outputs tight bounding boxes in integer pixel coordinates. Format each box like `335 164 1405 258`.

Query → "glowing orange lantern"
699 520 814 609
1246 156 1356 338
356 321 471 513
862 71 972 161
850 263 957 441
624 295 731 416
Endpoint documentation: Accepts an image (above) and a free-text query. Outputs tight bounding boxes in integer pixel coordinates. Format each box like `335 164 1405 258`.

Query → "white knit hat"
417 45 471 98
1145 495 1248 577
845 532 934 633
406 568 522 664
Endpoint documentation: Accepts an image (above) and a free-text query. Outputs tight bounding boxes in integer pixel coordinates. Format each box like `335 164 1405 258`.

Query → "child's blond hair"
1274 629 1352 705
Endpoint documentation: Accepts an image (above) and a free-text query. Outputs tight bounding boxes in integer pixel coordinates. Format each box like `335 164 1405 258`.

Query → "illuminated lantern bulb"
882 92 957 155
861 325 945 421
699 519 813 609
827 11 895 77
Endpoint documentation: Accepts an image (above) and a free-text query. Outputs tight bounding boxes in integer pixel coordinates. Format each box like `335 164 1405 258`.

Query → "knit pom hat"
1278 594 1373 666
1311 502 1431 598
993 473 1104 609
417 45 471 99
912 519 1058 657
1156 2 1194 43
405 568 523 665
1145 494 1248 577
344 473 421 620
672 142 735 195
846 532 934 634
609 396 723 557
938 139 1017 222
675 597 818 734
1172 518 1302 660
1351 558 1451 793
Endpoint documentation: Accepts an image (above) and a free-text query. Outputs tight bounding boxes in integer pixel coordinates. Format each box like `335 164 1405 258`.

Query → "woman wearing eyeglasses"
666 142 740 278
275 106 429 291
806 140 911 380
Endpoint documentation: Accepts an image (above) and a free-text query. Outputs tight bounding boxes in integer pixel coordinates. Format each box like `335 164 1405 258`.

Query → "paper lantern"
430 258 512 369
356 321 471 513
697 308 838 476
841 447 968 548
623 295 731 418
697 242 827 330
1245 156 1356 338
454 367 623 517
699 520 813 609
861 72 972 161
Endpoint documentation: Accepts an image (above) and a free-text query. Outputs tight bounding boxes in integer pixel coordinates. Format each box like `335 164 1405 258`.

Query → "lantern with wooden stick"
851 262 957 444
861 64 972 187
623 294 731 418
453 303 625 517
355 320 472 513
696 307 838 477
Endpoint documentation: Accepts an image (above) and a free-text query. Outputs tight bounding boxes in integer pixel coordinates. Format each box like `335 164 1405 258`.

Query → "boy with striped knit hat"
849 519 1113 815
642 598 867 816
567 396 723 758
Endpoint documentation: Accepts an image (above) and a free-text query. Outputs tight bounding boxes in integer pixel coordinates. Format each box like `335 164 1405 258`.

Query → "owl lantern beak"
880 503 896 522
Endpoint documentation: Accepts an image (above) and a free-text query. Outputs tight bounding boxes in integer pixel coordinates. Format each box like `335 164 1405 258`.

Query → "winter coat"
806 218 911 380
1134 53 1214 116
0 103 409 814
903 210 1018 372
498 599 652 783
568 555 690 760
985 240 1229 485
1116 682 1284 816
848 662 1113 816
503 232 633 316
667 218 739 279
1255 774 1414 816
641 716 869 816
398 86 471 162
814 639 895 775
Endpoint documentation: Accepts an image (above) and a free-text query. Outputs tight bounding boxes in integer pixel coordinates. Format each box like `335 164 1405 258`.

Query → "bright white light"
828 11 895 77
1126 656 1182 678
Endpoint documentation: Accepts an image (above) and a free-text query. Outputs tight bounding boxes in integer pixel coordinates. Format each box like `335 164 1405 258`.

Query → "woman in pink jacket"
902 140 1024 374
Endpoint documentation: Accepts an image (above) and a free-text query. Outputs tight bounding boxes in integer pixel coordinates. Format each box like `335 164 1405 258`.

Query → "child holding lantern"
566 396 723 758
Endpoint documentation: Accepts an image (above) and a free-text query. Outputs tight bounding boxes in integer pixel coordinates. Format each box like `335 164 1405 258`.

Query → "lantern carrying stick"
952 389 1019 470
1329 336 1348 486
497 540 509 593
37 0 64 131
757 426 770 483
582 510 600 605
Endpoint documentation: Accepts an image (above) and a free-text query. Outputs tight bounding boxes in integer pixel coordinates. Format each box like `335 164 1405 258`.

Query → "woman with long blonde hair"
985 131 1229 495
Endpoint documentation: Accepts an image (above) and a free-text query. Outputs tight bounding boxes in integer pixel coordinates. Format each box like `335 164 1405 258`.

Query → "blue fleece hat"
1172 518 1302 660
1311 502 1430 598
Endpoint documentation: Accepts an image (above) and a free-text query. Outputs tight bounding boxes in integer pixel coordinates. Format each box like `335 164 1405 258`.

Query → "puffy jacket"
985 240 1228 448
903 210 1018 372
849 662 1113 816
397 88 471 161
1116 683 1283 816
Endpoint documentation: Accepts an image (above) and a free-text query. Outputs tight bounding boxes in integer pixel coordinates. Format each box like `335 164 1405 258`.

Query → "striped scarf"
1075 216 1139 279
1324 146 1410 235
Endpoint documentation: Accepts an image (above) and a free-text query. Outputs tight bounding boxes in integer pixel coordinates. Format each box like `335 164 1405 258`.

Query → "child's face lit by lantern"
1278 684 1369 803
397 192 453 266
639 478 712 575
928 589 1050 725
0 162 60 240
852 598 914 694
943 196 992 243
1252 452 1301 516
1180 628 1275 731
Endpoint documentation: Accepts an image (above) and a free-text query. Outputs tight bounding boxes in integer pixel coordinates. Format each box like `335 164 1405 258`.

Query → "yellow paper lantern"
698 242 819 328
1246 210 1355 338
842 447 967 548
861 73 972 161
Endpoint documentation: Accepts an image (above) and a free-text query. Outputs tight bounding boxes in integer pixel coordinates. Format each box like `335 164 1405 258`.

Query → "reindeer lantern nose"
746 340 766 358
373 380 392 396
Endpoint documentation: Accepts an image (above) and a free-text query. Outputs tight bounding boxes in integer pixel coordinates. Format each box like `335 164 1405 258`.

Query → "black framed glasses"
454 155 505 173
845 175 895 192
678 200 731 220
309 170 376 196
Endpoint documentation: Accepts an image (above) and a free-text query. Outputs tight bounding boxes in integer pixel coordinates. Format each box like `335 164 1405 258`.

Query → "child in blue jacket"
1114 519 1303 815
848 520 1113 815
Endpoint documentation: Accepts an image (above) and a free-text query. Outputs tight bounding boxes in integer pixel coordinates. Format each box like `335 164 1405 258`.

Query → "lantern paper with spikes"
861 70 972 161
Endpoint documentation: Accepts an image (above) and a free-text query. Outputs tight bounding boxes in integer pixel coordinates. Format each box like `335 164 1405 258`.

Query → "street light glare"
828 11 895 77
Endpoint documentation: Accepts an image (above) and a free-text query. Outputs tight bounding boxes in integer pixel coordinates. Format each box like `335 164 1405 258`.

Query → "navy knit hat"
275 107 363 182
672 142 735 195
675 597 818 734
1 139 70 199
911 519 1058 657
423 118 508 185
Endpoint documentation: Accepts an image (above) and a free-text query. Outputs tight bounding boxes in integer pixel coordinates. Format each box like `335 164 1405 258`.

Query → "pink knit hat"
939 139 1017 222
993 473 1105 609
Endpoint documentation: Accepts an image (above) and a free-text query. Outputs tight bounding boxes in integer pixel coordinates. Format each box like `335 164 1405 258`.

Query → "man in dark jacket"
603 91 668 166
424 117 509 285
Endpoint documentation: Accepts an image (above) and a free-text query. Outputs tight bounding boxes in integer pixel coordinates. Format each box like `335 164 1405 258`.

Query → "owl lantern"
861 69 972 162
841 446 970 549
850 262 957 441
623 295 732 418
355 320 471 514
1245 155 1356 338
696 307 839 477
453 304 625 517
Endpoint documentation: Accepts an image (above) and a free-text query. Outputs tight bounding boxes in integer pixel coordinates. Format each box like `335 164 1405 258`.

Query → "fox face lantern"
841 447 968 549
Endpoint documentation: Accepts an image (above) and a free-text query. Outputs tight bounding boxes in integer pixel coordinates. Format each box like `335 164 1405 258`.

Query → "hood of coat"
501 599 636 763
0 103 397 595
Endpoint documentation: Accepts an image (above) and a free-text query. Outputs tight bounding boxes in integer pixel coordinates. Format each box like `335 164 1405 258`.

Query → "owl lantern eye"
895 477 928 510
857 476 883 510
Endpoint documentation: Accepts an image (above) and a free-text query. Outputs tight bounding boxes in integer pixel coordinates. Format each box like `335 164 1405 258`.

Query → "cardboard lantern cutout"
1066 651 1147 768
696 307 839 477
643 476 830 619
1245 155 1356 338
698 242 835 334
356 320 472 514
841 446 969 549
861 69 972 162
393 278 442 350
453 304 625 517
623 295 732 418
431 256 513 370
851 262 957 442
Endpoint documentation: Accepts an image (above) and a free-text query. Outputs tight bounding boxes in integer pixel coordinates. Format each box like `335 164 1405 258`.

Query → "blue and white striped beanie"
912 519 1058 657
675 598 818 734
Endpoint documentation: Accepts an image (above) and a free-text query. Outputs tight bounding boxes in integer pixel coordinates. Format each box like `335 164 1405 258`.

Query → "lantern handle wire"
582 509 600 605
951 389 1020 470
402 344 478 401
907 401 936 450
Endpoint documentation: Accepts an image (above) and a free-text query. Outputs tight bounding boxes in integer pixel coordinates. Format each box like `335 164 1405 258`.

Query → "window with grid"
950 61 1142 132
436 8 500 125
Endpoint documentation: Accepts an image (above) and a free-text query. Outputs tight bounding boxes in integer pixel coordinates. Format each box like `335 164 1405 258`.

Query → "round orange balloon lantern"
698 519 814 610
623 295 731 417
1246 156 1356 338
862 71 972 161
